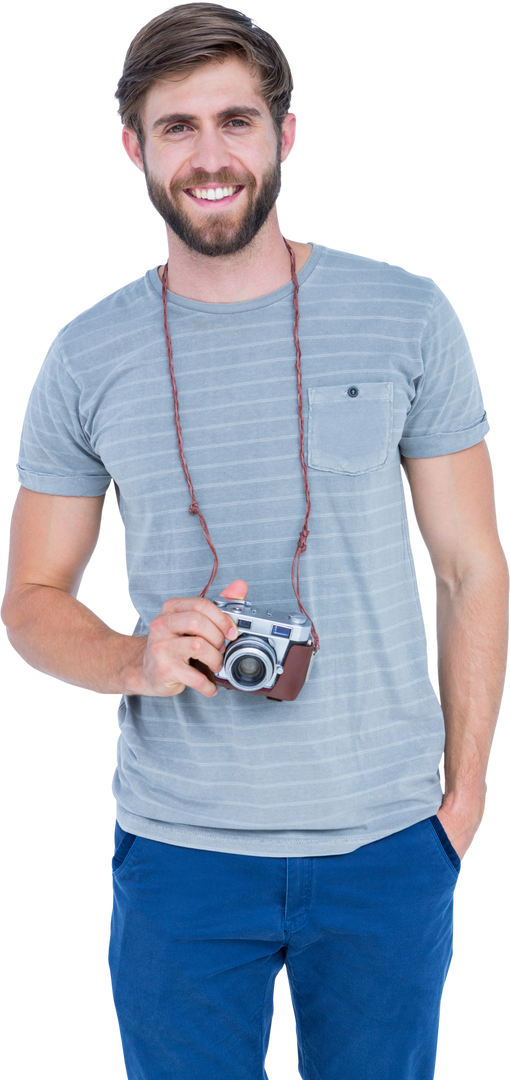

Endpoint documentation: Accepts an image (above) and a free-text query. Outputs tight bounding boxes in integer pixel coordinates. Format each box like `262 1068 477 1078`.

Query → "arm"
403 440 508 858
1 488 243 699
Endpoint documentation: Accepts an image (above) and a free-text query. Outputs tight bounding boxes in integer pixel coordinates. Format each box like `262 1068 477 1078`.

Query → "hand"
435 789 486 860
125 579 248 698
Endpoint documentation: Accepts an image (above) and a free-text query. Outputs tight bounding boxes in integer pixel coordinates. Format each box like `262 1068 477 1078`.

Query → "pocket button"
347 386 359 397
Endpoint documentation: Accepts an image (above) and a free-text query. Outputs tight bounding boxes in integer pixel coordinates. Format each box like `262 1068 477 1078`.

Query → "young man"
2 4 507 1078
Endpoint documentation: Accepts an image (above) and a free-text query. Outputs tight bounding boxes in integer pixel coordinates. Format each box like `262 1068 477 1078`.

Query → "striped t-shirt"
17 244 489 857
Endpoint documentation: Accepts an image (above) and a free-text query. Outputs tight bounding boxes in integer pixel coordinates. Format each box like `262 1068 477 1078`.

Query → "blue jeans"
109 816 460 1080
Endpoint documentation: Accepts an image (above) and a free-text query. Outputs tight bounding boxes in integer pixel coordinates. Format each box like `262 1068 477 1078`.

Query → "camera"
201 597 316 701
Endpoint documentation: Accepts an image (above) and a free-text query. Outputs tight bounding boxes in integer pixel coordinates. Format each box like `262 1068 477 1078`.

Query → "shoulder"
51 267 159 352
316 244 436 287
46 266 160 375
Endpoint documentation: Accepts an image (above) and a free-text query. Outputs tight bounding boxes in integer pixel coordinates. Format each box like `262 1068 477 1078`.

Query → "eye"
227 118 249 128
164 118 249 135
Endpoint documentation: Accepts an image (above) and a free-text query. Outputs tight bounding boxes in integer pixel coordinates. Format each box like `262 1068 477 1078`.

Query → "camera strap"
161 238 319 651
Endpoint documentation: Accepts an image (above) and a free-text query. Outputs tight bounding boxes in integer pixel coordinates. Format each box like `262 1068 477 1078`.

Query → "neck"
160 208 312 303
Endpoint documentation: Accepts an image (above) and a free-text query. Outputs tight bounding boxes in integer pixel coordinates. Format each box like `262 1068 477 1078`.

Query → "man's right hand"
2 488 250 700
126 579 249 698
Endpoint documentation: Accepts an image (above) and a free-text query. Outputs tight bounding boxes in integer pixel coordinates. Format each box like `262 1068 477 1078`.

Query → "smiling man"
122 38 309 300
138 73 282 258
2 4 508 1080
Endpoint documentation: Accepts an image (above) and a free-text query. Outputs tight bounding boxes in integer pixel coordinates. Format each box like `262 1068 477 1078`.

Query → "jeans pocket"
112 823 139 876
428 815 461 875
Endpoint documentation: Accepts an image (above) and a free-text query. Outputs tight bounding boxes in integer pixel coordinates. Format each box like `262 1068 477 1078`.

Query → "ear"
280 113 296 163
122 127 145 173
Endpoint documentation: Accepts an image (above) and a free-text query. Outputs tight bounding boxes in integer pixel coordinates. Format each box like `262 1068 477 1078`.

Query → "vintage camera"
199 597 316 701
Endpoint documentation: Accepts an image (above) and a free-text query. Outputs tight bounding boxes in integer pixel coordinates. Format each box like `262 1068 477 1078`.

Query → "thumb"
219 579 249 601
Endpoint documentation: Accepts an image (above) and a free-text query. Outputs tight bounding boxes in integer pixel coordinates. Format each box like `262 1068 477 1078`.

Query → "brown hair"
115 3 293 146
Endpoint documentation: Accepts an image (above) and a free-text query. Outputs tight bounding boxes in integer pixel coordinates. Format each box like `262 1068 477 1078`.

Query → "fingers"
145 599 234 699
160 595 239 641
156 610 228 651
150 609 233 672
144 638 221 698
219 579 249 601
170 632 225 675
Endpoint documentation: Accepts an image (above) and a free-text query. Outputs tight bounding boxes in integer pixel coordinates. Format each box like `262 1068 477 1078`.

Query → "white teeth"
191 185 238 200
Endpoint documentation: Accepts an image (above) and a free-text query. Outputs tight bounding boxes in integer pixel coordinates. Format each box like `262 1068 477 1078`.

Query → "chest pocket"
308 383 393 475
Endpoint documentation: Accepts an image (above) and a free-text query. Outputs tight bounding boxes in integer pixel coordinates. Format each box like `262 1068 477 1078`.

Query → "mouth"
184 184 244 206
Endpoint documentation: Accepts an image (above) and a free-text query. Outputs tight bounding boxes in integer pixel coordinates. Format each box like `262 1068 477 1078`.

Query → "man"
2 3 507 1078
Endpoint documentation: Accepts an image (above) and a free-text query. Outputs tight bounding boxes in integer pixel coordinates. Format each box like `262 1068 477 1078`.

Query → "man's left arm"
404 440 508 859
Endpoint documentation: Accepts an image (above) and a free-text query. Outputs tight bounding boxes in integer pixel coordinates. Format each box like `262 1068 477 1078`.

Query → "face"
123 56 295 257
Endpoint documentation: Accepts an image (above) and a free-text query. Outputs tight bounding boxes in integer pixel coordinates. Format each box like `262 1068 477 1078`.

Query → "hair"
115 3 293 148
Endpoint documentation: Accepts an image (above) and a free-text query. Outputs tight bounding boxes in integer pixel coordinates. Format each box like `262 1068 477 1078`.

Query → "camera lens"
237 657 261 677
231 654 266 687
223 636 276 692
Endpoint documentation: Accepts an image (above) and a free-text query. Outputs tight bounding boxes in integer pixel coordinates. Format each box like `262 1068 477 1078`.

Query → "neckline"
151 241 319 313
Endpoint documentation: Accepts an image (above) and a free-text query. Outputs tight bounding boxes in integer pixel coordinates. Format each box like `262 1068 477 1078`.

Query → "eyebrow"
152 107 262 131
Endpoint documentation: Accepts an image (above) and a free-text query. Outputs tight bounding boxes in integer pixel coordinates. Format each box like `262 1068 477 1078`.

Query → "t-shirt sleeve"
399 285 489 458
17 337 111 496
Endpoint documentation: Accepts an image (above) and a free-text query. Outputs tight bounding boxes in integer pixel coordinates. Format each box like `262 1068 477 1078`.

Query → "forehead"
142 55 268 129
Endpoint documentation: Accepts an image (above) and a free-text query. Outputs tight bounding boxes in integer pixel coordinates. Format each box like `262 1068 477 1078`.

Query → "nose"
189 125 233 175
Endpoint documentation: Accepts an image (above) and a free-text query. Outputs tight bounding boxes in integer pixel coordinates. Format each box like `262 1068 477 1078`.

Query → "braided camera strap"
161 240 319 651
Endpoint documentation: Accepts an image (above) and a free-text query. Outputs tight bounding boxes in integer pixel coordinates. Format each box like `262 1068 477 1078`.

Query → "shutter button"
347 386 359 397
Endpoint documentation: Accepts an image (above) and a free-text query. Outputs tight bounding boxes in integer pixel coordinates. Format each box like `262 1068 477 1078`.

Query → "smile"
186 185 243 203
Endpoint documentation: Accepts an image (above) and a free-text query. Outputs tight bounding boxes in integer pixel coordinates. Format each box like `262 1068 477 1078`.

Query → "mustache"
173 170 255 191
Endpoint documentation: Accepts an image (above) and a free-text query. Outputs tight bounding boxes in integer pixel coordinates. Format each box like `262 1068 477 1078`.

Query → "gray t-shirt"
18 244 488 856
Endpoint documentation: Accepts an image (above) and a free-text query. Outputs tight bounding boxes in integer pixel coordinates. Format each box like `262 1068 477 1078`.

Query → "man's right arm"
1 488 239 698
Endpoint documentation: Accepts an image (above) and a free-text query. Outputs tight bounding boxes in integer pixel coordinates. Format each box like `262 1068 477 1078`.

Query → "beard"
144 159 281 257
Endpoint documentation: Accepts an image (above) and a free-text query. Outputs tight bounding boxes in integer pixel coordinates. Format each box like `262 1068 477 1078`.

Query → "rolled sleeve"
399 287 488 459
400 413 489 458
